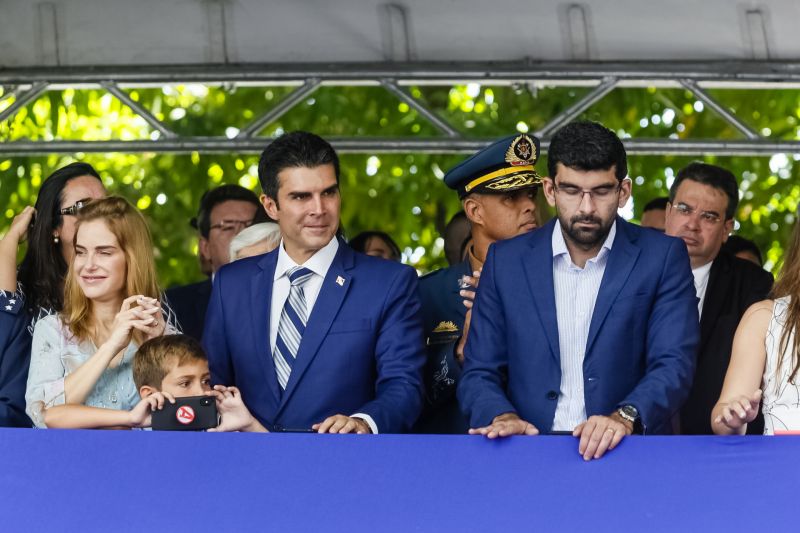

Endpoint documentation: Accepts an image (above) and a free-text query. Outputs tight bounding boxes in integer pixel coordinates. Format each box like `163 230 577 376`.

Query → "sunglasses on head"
59 198 92 216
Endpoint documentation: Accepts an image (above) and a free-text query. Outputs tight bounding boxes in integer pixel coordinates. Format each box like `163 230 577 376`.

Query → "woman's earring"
53 235 60 244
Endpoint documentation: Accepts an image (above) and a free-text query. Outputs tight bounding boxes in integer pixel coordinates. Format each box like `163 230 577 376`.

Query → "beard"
559 213 614 249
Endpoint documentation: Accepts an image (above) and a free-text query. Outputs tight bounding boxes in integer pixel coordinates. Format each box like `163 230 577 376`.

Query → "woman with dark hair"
712 219 800 435
0 162 106 317
349 231 402 262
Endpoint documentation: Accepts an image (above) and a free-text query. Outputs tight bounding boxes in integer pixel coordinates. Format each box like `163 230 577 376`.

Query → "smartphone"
151 395 218 431
272 425 316 433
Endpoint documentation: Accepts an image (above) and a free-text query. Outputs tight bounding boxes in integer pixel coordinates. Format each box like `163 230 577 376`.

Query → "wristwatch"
617 405 639 425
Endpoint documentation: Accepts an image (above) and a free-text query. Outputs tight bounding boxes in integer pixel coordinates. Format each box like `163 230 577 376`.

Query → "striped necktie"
273 266 315 390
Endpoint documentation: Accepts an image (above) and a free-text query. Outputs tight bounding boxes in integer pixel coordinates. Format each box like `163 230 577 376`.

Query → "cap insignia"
505 134 536 166
432 321 459 333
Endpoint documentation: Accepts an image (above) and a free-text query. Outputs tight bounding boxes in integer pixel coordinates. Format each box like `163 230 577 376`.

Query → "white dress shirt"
692 260 713 317
270 237 338 350
551 221 616 432
269 237 378 433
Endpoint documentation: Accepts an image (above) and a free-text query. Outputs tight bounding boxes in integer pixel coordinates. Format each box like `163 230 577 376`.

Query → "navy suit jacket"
203 240 425 433
458 217 699 434
165 278 212 342
0 292 32 427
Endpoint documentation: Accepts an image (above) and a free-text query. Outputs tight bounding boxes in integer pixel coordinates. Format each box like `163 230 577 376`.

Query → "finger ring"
606 427 615 433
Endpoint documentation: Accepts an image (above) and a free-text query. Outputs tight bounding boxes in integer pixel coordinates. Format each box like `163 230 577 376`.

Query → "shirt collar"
551 219 617 265
467 245 484 272
692 260 713 277
274 237 339 281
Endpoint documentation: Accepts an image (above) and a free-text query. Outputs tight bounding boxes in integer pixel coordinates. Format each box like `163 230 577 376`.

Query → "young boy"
134 334 267 432
45 334 267 431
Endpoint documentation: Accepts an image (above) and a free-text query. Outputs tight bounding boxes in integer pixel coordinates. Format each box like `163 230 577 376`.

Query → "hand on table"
313 414 372 434
572 413 632 461
468 412 539 439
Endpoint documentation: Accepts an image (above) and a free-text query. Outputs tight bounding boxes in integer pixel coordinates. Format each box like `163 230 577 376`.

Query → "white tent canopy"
1 0 799 67
1 0 799 155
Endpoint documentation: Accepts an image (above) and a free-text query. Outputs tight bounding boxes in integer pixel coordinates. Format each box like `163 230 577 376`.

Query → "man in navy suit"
458 121 699 460
203 131 425 434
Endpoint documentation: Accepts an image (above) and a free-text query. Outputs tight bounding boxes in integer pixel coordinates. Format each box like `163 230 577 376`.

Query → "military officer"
414 133 543 433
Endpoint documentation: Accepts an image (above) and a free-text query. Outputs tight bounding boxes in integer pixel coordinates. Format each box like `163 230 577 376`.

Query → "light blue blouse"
25 314 140 428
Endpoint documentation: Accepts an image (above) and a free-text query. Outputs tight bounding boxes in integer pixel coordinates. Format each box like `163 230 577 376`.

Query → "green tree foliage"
1 83 798 290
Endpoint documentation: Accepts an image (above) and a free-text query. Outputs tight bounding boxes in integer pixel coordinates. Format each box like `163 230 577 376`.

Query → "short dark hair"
643 197 669 213
19 162 103 314
133 334 207 390
547 121 627 181
349 231 401 260
669 162 739 220
722 235 763 265
258 131 340 203
193 184 261 238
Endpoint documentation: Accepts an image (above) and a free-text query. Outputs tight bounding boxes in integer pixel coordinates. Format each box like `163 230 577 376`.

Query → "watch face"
622 405 639 420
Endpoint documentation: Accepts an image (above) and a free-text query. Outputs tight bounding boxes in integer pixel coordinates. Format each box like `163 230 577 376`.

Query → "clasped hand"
107 295 165 352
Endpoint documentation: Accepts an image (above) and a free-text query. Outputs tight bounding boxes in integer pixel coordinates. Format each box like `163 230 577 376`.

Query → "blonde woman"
25 197 173 428
713 219 800 435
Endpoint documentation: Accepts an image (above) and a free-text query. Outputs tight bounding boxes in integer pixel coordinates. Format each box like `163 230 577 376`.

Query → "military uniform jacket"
414 259 472 433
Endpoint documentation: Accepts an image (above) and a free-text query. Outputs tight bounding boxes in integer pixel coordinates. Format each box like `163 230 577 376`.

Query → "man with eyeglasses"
166 184 264 341
665 162 773 435
458 121 699 460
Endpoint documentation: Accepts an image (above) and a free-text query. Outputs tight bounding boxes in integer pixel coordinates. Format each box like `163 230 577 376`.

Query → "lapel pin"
336 276 345 286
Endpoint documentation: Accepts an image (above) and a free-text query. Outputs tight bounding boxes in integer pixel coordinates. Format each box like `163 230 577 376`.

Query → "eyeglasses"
553 182 621 202
209 219 254 234
671 203 723 227
59 198 92 216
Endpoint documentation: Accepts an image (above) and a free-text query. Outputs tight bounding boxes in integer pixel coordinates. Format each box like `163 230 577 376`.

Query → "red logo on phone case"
176 405 195 425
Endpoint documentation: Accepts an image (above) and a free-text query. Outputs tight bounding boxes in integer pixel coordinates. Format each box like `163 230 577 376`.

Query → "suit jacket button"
546 391 558 400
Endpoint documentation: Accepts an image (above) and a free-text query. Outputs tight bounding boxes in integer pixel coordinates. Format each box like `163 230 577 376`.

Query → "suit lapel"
251 252 282 405
585 219 640 355
698 253 727 356
522 220 560 365
278 241 353 412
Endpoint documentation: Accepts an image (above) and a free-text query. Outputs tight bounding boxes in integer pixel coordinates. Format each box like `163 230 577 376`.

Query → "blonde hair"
772 219 800 382
62 196 160 345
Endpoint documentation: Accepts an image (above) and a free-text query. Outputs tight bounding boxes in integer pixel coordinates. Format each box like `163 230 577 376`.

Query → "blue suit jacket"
0 292 32 427
458 217 699 434
203 240 425 433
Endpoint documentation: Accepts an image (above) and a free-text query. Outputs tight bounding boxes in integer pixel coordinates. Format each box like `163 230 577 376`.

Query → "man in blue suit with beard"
203 131 425 434
458 121 699 459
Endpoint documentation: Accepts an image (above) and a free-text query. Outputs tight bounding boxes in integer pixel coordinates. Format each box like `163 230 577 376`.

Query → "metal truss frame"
2 60 800 156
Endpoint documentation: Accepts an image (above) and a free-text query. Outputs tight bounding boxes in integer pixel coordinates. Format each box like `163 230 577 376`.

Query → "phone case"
151 395 219 431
